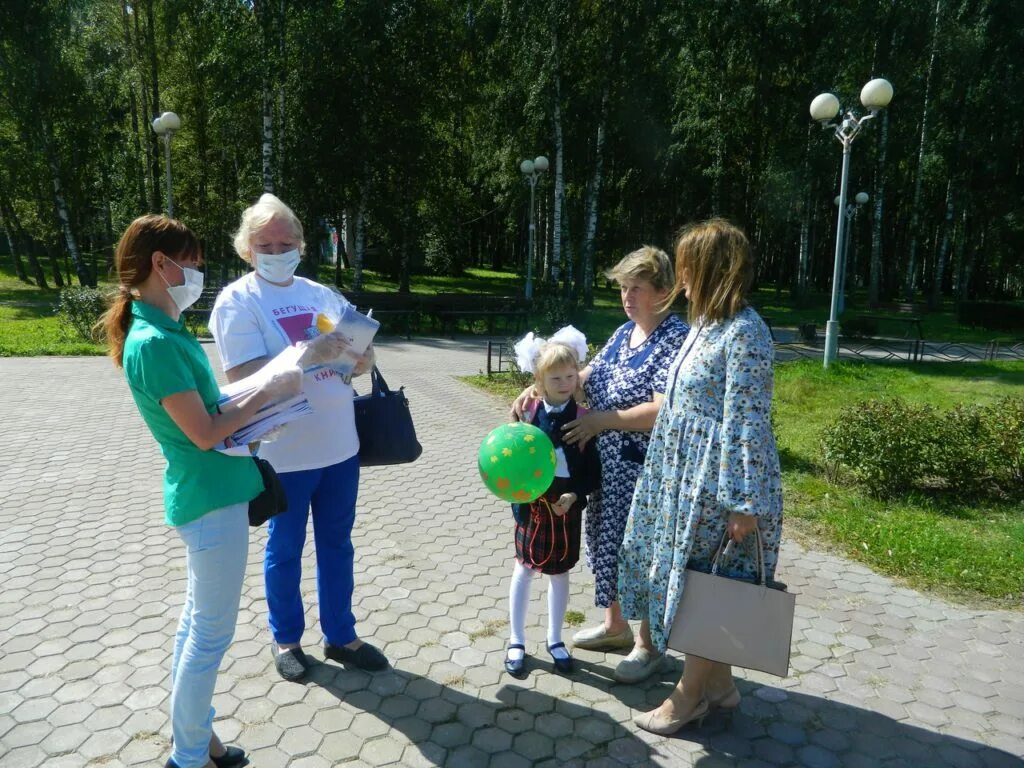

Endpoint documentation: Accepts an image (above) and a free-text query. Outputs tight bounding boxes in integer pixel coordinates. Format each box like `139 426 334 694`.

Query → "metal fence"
486 338 1024 376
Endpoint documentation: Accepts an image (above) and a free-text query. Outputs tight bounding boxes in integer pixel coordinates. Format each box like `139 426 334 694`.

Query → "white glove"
352 344 375 377
260 365 303 401
298 330 351 367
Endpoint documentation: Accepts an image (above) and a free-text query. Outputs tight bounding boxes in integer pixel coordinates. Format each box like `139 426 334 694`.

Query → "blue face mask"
254 249 300 284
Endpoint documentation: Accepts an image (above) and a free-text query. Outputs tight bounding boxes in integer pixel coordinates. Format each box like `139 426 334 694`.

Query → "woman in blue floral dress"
513 247 687 650
617 219 783 735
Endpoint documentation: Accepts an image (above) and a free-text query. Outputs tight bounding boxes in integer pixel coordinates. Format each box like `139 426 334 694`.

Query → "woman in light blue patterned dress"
617 219 783 735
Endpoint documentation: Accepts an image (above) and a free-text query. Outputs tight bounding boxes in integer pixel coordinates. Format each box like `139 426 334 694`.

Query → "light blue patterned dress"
617 306 783 653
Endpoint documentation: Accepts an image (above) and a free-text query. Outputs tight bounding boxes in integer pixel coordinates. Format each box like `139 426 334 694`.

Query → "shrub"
840 315 879 339
929 404 991 494
823 396 1024 499
821 398 933 496
56 286 108 342
985 397 1024 492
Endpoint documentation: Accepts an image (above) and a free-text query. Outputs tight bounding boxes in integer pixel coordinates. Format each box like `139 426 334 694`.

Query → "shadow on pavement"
298 658 656 766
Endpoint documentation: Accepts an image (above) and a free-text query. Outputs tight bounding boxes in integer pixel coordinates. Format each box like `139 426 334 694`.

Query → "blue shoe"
547 642 574 674
504 644 528 679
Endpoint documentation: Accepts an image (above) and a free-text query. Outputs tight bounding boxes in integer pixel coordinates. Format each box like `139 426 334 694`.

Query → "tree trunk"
551 70 564 287
132 2 157 211
0 213 28 282
580 88 608 308
144 0 162 209
42 119 91 286
101 168 116 276
121 0 148 211
955 207 971 300
45 240 64 289
276 0 286 191
904 0 942 302
0 191 47 288
262 88 274 193
869 110 889 308
796 126 812 300
353 179 368 291
255 0 275 193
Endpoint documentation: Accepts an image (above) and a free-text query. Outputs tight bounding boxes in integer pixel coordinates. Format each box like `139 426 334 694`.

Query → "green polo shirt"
123 301 262 526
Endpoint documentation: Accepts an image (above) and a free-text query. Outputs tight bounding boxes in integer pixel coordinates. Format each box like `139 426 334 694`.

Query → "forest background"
1 0 1022 310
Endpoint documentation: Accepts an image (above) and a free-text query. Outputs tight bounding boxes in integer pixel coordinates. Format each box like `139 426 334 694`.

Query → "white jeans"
169 503 248 768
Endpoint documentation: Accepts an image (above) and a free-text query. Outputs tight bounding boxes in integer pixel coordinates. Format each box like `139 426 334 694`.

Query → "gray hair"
232 193 305 263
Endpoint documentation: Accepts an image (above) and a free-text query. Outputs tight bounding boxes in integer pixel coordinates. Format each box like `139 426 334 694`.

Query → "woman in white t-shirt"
210 193 388 681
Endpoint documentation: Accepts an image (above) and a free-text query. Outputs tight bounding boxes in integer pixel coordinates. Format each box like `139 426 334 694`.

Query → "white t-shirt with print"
210 272 358 473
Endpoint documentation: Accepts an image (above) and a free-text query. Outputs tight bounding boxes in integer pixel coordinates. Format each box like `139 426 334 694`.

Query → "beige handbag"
667 528 795 677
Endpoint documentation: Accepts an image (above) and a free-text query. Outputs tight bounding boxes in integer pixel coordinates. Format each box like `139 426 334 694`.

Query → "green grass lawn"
2 254 1020 356
464 360 1024 607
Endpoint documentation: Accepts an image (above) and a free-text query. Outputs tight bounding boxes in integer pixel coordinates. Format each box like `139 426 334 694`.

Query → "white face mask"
254 249 300 284
159 257 204 312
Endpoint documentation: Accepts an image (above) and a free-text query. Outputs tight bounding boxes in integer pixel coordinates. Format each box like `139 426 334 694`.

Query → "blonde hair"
605 246 674 293
671 218 753 324
232 193 305 264
533 342 582 398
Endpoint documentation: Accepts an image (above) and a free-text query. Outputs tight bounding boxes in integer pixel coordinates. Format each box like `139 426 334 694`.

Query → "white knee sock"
547 572 570 659
508 561 535 661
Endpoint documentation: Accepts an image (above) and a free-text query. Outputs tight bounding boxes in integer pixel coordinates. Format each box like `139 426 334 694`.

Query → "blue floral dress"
617 307 783 653
584 314 689 607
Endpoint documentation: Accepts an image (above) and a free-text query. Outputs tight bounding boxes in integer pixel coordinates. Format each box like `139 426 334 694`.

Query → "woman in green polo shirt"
100 215 302 768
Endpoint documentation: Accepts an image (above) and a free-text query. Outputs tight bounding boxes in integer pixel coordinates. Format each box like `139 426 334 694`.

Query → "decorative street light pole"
152 111 181 218
520 155 549 301
834 191 869 314
810 78 893 367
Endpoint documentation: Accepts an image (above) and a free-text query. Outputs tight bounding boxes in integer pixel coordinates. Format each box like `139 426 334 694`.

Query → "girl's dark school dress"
513 399 601 575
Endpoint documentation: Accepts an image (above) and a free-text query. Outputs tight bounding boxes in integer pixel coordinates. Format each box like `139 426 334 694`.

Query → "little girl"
504 326 601 678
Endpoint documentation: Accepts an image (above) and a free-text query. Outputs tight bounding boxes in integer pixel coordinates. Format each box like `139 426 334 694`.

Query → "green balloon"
478 422 556 503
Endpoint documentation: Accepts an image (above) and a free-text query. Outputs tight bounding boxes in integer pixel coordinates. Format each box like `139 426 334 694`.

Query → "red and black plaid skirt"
514 477 583 575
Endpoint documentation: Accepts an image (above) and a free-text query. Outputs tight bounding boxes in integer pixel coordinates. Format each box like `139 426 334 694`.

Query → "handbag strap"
369 365 391 396
711 526 766 585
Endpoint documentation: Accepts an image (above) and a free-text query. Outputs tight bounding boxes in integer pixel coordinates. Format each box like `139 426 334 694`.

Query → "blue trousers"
171 502 248 768
265 455 360 646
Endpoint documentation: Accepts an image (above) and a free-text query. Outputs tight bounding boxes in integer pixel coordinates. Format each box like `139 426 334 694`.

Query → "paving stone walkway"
1 338 1022 768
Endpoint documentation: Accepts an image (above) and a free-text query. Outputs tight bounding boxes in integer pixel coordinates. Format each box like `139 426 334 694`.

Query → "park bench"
344 290 530 339
432 293 530 338
855 313 923 340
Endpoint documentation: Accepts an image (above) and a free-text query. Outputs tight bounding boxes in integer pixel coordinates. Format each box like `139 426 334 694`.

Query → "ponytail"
97 287 135 368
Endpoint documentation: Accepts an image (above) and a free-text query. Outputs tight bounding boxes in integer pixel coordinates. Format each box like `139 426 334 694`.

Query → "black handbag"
248 456 288 526
353 365 423 466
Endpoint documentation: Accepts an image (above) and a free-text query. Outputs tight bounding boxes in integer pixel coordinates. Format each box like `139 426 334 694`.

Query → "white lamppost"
834 191 870 313
520 155 549 300
152 111 181 218
810 78 892 367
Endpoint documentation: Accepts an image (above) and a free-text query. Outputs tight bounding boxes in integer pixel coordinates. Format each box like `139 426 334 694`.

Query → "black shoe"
212 746 249 768
504 644 528 679
324 641 389 671
272 644 310 682
547 642 574 674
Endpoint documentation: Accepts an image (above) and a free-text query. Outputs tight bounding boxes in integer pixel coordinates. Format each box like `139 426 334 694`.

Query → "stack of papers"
214 346 314 455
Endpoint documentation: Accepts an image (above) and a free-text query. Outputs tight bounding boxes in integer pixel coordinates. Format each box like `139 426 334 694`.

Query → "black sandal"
504 644 528 679
547 642 574 674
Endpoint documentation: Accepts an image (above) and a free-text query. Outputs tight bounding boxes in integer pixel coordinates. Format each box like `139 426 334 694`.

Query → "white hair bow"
513 324 588 373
